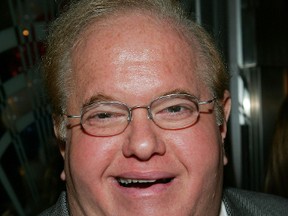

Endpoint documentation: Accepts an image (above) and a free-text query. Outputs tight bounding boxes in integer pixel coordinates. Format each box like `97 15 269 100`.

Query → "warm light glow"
22 29 29 37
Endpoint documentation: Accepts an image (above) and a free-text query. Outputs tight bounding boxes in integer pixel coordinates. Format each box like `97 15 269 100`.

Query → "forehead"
70 11 203 106
74 11 196 57
73 11 196 64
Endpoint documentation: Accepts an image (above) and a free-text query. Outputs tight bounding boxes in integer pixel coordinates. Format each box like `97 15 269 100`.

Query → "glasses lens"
81 102 129 136
150 95 199 129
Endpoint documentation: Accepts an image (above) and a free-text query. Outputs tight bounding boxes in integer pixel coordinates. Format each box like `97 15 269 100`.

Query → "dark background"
0 0 287 215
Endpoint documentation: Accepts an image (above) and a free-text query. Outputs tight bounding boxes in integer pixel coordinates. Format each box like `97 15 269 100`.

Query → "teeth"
118 178 157 185
137 179 156 183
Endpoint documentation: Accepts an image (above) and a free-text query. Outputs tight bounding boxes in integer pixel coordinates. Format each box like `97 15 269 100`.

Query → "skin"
58 11 231 216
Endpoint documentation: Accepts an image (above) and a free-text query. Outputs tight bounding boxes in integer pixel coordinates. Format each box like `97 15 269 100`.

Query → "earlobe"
223 155 228 166
223 146 228 165
60 170 66 181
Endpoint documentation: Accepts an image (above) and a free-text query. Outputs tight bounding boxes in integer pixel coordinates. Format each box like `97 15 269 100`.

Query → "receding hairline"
70 8 204 97
72 6 199 53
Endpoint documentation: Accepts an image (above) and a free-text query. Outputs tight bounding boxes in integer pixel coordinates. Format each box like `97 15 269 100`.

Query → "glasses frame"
64 93 216 136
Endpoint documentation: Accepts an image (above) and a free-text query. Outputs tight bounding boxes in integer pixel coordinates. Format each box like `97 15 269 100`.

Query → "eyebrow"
82 89 197 108
82 94 116 108
161 89 196 97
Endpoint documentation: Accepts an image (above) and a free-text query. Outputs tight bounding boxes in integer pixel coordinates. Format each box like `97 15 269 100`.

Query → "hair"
264 95 288 198
43 0 230 140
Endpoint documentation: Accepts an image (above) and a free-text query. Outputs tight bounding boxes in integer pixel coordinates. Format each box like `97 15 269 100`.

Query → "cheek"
67 130 118 184
167 122 222 176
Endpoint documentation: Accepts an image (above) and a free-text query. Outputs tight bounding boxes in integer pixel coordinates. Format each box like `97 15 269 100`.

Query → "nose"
122 109 166 161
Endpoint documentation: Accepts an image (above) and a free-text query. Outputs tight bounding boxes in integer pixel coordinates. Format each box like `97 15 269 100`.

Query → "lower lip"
113 179 175 198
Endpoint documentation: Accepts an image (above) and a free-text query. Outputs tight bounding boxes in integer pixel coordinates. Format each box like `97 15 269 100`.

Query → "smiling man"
40 0 288 215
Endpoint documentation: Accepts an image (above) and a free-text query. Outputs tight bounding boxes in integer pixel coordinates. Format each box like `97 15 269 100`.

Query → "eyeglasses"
65 93 216 137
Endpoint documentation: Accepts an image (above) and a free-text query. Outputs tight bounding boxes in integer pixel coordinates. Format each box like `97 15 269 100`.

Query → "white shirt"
219 201 228 216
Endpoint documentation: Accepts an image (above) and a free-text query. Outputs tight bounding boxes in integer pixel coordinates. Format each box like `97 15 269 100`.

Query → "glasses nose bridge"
129 105 152 121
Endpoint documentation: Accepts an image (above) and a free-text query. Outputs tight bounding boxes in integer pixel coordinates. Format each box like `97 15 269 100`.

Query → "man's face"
61 12 230 216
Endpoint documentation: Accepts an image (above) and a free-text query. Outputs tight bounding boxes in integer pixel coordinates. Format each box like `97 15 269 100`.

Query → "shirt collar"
219 201 228 216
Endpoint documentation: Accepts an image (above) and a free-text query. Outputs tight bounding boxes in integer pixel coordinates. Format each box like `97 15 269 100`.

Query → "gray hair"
43 0 229 140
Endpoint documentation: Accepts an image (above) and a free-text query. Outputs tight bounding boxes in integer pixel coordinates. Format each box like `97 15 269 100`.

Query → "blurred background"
0 0 287 215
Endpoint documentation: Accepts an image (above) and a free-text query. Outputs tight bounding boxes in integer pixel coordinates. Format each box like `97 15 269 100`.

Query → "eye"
82 103 129 128
93 112 113 119
86 111 124 123
151 96 198 121
161 104 195 116
166 105 184 113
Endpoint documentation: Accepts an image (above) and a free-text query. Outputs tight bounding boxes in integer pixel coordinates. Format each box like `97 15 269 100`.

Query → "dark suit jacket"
223 188 288 215
39 188 288 215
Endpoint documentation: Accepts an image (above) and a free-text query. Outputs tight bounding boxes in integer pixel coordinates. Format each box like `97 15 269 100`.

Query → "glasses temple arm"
64 114 82 118
198 97 216 105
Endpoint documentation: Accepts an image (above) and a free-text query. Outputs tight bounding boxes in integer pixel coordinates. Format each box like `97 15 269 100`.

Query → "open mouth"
116 177 173 188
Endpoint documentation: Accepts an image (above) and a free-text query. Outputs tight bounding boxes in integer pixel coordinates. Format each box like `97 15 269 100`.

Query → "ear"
219 90 231 165
219 90 231 139
223 91 231 122
52 114 66 156
53 126 66 158
53 116 67 181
